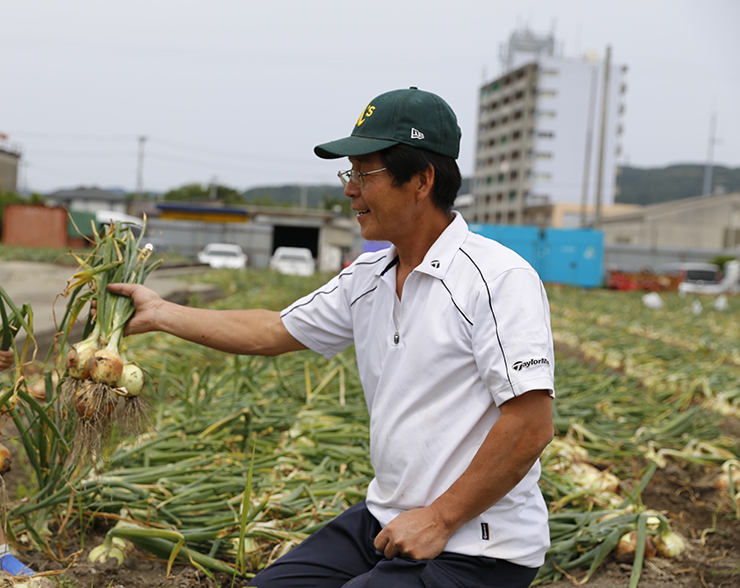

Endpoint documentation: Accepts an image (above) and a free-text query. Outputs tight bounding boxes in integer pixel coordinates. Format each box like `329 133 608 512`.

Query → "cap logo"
411 128 425 140
356 104 375 127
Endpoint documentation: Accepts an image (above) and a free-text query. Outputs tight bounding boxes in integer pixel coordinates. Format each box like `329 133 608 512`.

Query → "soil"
1 451 736 588
1 369 738 587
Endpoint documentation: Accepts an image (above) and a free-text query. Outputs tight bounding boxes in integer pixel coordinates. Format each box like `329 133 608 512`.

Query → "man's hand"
105 283 163 336
0 349 13 371
373 505 452 560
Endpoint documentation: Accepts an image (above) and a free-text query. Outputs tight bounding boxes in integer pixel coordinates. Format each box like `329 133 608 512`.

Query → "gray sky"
2 0 738 195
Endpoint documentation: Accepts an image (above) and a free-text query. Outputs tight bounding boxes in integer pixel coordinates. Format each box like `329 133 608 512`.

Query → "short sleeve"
472 267 555 406
280 274 355 359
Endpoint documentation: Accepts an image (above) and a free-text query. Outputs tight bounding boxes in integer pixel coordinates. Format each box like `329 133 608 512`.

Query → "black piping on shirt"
280 256 387 318
380 256 399 276
440 280 473 326
459 247 516 396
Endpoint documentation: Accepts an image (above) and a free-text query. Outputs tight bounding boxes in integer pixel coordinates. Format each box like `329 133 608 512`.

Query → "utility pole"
580 64 599 227
136 135 147 198
702 111 717 196
594 45 611 228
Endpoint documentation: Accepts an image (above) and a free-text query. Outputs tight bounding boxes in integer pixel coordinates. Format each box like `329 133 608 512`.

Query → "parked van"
656 262 722 286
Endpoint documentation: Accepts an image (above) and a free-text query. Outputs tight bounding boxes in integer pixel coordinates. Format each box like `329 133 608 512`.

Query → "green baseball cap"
314 87 462 160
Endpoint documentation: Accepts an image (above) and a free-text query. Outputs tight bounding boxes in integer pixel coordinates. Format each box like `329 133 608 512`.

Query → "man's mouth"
356 209 369 217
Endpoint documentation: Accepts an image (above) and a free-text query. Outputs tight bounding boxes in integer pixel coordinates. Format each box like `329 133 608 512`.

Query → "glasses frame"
338 167 387 188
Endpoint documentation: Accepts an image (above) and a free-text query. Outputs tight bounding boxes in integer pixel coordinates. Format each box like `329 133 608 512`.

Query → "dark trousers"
249 502 539 588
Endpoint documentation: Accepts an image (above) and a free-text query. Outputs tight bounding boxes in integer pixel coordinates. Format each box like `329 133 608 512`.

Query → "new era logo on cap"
411 128 425 140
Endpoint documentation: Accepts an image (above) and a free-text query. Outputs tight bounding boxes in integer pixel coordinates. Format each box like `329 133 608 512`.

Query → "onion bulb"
116 363 144 397
88 347 124 386
66 324 101 379
0 443 11 473
615 530 657 562
654 530 686 558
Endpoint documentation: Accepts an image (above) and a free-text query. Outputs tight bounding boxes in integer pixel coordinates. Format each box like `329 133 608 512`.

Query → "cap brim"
314 136 399 159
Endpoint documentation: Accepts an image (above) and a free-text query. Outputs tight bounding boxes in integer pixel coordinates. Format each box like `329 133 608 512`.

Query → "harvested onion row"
60 218 161 463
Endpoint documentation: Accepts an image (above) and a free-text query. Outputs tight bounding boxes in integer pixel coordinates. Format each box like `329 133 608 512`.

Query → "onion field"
1 265 739 587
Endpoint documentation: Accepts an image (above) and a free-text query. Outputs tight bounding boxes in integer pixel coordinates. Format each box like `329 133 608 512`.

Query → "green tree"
321 194 352 216
163 183 244 205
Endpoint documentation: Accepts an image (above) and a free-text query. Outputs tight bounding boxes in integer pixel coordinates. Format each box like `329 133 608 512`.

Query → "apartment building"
468 30 627 227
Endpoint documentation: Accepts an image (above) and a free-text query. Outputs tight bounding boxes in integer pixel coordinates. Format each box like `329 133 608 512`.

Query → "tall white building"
468 29 627 227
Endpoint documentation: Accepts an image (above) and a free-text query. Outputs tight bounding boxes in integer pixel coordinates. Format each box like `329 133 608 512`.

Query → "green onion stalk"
60 218 161 462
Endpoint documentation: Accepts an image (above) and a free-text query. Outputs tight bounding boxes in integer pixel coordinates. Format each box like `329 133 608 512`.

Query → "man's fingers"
106 282 135 297
374 531 400 559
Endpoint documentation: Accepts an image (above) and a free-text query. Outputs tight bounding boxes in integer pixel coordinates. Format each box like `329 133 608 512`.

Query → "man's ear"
415 165 435 204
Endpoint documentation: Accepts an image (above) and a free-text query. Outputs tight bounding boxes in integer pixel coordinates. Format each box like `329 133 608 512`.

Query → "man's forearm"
374 390 553 560
430 390 554 535
154 303 306 356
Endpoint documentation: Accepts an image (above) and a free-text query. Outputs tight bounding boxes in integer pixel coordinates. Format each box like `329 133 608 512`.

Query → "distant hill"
242 177 472 207
616 164 740 206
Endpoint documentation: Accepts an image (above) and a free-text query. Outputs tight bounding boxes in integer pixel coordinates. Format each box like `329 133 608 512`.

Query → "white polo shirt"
280 213 555 567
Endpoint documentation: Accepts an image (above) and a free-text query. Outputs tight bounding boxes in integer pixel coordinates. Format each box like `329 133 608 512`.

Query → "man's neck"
393 211 454 298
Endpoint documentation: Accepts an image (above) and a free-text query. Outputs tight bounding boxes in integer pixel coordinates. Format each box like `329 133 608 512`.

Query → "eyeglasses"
338 168 387 188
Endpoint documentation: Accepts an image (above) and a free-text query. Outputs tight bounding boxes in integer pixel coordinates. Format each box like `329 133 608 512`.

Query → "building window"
495 212 503 223
514 110 523 120
498 173 505 183
512 130 521 140
507 211 516 223
509 191 517 200
485 195 491 204
512 150 520 160
515 90 524 100
510 171 518 181
484 213 490 223
496 193 503 202
500 135 508 145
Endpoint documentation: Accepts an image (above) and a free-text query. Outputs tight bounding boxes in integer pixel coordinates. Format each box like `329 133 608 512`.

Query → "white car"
197 243 248 269
270 247 316 276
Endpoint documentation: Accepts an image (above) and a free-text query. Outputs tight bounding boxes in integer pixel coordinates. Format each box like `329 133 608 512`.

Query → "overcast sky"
2 0 738 195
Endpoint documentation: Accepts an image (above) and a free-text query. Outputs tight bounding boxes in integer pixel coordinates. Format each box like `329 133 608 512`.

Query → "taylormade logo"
411 128 425 140
512 358 550 371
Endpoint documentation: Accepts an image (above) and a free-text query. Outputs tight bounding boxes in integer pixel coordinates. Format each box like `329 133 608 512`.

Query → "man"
108 87 555 588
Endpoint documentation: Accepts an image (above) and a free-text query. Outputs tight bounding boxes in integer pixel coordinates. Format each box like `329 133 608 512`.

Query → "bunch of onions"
60 218 161 461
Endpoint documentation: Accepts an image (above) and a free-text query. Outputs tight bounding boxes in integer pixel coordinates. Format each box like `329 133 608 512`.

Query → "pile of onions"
60 218 161 460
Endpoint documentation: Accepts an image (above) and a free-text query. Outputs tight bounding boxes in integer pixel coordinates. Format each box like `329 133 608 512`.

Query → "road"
0 261 222 359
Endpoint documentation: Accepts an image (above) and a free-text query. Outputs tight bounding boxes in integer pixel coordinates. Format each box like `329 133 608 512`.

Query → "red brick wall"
2 205 68 248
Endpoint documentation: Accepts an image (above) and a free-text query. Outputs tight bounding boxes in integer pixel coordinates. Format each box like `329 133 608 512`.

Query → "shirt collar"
372 212 469 280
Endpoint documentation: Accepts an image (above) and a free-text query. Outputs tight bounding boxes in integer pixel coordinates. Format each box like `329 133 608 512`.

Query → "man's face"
345 153 417 243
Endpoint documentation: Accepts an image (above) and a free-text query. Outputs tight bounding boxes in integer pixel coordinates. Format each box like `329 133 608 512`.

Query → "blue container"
468 224 604 288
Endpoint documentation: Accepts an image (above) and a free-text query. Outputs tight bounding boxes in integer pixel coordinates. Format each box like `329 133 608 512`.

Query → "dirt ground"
1 368 738 587
2 449 737 588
